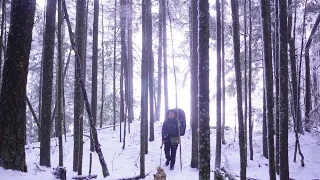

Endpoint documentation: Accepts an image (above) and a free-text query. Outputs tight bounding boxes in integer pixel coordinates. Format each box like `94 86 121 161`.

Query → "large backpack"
166 108 186 136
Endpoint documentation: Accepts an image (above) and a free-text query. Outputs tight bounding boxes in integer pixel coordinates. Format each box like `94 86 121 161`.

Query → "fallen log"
72 175 97 180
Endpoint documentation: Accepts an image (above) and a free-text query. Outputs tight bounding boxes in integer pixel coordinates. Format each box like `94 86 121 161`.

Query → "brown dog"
153 166 166 180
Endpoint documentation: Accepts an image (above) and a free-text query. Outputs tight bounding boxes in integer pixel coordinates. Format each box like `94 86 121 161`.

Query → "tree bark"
0 0 36 171
73 0 87 173
198 0 210 178
163 0 168 113
278 0 289 178
113 0 117 131
221 0 226 145
260 0 276 179
190 0 198 168
156 0 162 122
248 0 253 161
57 0 64 167
91 0 99 152
100 4 105 129
230 0 246 179
148 0 154 142
40 0 57 167
140 0 148 176
274 0 280 173
214 0 222 173
127 0 134 127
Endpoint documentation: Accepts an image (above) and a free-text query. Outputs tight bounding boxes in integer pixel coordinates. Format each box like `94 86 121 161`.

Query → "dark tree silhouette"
0 0 36 172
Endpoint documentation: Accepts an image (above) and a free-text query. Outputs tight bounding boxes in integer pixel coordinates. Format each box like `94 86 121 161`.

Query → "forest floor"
0 120 320 180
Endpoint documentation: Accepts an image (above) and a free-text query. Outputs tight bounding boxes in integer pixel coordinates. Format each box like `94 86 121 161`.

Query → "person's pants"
164 140 178 166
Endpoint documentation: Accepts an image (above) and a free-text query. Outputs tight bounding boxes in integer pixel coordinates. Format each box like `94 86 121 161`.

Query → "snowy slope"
0 121 320 180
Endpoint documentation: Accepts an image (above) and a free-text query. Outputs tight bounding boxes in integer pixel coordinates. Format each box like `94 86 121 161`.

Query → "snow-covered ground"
0 121 320 180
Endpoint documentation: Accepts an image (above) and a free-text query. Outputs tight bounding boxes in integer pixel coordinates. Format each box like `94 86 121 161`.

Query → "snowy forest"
0 0 320 179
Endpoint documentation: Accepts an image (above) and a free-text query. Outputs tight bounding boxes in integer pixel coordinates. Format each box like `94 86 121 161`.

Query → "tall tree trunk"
100 4 105 128
0 0 36 171
37 0 45 143
148 0 154 142
156 0 162 122
274 0 280 173
288 0 304 135
243 0 248 165
248 0 253 161
163 0 168 113
140 0 147 177
91 0 99 152
279 0 289 178
198 0 210 178
120 0 127 143
230 0 246 179
221 0 226 145
40 0 57 167
73 0 87 173
190 0 198 168
214 0 222 173
298 0 307 132
113 0 117 131
155 0 162 120
127 0 134 127
260 0 276 179
305 14 320 131
57 0 64 167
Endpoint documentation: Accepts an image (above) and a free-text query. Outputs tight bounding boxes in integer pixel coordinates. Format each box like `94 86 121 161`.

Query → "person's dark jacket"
162 118 179 141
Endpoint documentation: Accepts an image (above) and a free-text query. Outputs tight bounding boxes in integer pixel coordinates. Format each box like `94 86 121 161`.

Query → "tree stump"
52 166 66 180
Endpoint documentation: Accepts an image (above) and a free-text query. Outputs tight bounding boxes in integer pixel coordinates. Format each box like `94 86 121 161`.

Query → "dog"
154 166 166 180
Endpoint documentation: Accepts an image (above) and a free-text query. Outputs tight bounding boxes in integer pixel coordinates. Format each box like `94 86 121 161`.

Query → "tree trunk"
0 0 36 171
198 0 210 178
73 0 87 173
243 0 248 165
91 0 99 152
214 0 222 173
288 0 304 135
163 0 168 113
298 0 308 132
40 0 57 167
190 0 198 168
230 0 246 179
248 0 253 161
274 0 280 174
260 0 276 179
57 0 64 167
221 0 226 145
140 0 147 177
120 0 127 143
113 0 117 131
156 0 162 122
127 0 134 127
278 0 289 178
305 13 320 131
148 0 154 142
100 4 105 129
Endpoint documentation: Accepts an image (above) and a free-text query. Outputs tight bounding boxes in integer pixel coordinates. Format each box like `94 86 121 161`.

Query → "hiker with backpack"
161 109 186 170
